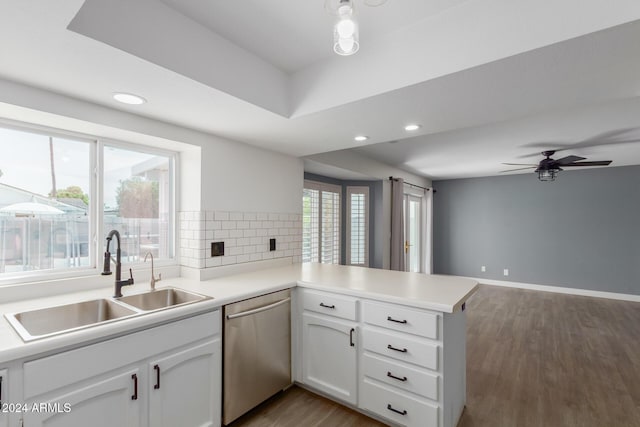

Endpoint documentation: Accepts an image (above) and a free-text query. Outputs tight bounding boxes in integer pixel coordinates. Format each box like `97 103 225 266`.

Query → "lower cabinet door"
302 312 357 405
23 368 141 427
148 339 221 427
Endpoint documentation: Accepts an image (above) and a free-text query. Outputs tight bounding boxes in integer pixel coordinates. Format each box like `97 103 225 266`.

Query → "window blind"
346 187 369 266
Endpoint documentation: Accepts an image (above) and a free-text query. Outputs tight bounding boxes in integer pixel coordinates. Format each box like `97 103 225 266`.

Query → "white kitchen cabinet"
0 368 7 427
148 339 220 427
301 312 357 405
23 368 142 427
21 311 221 427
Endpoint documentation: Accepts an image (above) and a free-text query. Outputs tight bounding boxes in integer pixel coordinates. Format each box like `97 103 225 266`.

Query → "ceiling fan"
502 150 613 181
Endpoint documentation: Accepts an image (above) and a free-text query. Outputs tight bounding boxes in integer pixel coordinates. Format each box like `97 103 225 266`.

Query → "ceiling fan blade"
502 163 538 166
561 161 612 167
500 166 537 173
554 155 586 165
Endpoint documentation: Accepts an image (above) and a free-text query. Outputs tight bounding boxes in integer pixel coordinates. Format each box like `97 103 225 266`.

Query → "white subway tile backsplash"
179 210 302 271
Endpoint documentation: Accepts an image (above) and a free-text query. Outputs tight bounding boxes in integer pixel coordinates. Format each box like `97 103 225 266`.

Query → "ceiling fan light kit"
502 150 613 182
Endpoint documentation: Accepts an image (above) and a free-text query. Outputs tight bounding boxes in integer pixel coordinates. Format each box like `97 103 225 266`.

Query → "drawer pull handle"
154 364 161 389
387 404 407 416
387 371 408 382
387 316 408 324
387 344 408 353
319 303 336 309
0 375 3 402
350 328 355 347
131 374 138 400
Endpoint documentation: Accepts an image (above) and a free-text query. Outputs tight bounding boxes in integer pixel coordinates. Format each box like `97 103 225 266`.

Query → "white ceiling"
0 0 639 180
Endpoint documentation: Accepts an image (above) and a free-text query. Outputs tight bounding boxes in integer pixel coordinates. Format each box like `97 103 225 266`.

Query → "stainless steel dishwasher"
223 289 291 425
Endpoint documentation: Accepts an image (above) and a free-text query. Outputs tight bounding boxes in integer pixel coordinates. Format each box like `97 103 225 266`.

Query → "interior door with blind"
404 194 422 272
302 181 341 264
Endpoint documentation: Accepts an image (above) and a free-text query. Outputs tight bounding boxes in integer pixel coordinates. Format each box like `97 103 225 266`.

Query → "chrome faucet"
144 252 161 291
102 230 134 298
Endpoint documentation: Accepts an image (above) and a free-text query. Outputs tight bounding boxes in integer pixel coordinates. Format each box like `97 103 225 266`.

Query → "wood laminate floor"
231 285 640 427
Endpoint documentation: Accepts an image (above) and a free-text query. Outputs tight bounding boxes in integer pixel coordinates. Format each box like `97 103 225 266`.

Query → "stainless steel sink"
5 287 213 342
5 298 138 342
115 288 210 311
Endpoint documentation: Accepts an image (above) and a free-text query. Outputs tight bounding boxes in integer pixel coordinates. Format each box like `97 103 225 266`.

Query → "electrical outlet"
481 266 486 272
211 241 224 257
503 269 509 276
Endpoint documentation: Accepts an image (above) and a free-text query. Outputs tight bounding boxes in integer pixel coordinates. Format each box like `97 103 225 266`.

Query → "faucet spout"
144 252 161 291
103 230 134 297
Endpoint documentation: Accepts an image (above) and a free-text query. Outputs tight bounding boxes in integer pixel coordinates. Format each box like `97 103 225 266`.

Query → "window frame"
0 118 178 286
346 186 369 267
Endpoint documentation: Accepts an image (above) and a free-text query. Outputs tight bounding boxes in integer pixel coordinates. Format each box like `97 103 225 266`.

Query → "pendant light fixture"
333 0 359 56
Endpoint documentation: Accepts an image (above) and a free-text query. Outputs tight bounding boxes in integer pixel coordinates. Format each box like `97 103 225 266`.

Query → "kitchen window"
302 180 340 264
346 186 369 266
0 122 175 283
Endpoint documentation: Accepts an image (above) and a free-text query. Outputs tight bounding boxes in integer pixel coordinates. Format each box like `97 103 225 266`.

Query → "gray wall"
304 173 384 268
433 165 640 295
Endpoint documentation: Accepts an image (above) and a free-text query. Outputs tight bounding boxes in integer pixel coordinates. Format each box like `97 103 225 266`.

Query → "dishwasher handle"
226 297 291 320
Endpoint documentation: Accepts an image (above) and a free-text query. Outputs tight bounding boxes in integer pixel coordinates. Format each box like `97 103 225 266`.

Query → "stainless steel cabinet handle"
226 298 291 320
131 374 138 400
387 404 407 416
387 344 408 353
154 364 161 389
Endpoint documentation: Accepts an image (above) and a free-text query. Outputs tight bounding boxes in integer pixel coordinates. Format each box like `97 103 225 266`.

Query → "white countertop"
0 263 477 364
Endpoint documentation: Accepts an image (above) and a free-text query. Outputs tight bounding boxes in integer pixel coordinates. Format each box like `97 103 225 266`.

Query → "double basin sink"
5 287 212 342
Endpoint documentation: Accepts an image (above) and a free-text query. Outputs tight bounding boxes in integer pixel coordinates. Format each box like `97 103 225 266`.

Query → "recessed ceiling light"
354 135 369 142
404 124 421 131
113 92 146 105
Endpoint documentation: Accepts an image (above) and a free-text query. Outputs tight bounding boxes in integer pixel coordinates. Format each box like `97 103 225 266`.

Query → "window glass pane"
103 145 172 261
0 127 90 274
350 193 366 265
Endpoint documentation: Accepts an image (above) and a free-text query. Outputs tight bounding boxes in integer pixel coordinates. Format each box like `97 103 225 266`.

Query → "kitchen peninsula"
0 263 477 427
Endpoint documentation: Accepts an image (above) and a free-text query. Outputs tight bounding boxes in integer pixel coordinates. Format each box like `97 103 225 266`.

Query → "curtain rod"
388 176 431 192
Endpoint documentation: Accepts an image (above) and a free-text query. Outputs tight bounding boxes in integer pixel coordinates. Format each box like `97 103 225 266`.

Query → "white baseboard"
466 277 640 303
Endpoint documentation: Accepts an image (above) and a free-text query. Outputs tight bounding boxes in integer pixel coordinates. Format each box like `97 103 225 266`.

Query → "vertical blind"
347 187 369 266
302 181 341 264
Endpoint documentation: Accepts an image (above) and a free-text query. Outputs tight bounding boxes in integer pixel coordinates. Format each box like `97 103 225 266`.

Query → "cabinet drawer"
362 327 439 371
363 301 439 340
301 289 358 321
361 379 439 427
362 353 439 401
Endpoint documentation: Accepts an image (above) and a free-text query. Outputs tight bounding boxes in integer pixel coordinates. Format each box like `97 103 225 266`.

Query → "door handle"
131 374 138 400
154 364 161 389
404 240 409 253
226 298 290 320
349 328 355 347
